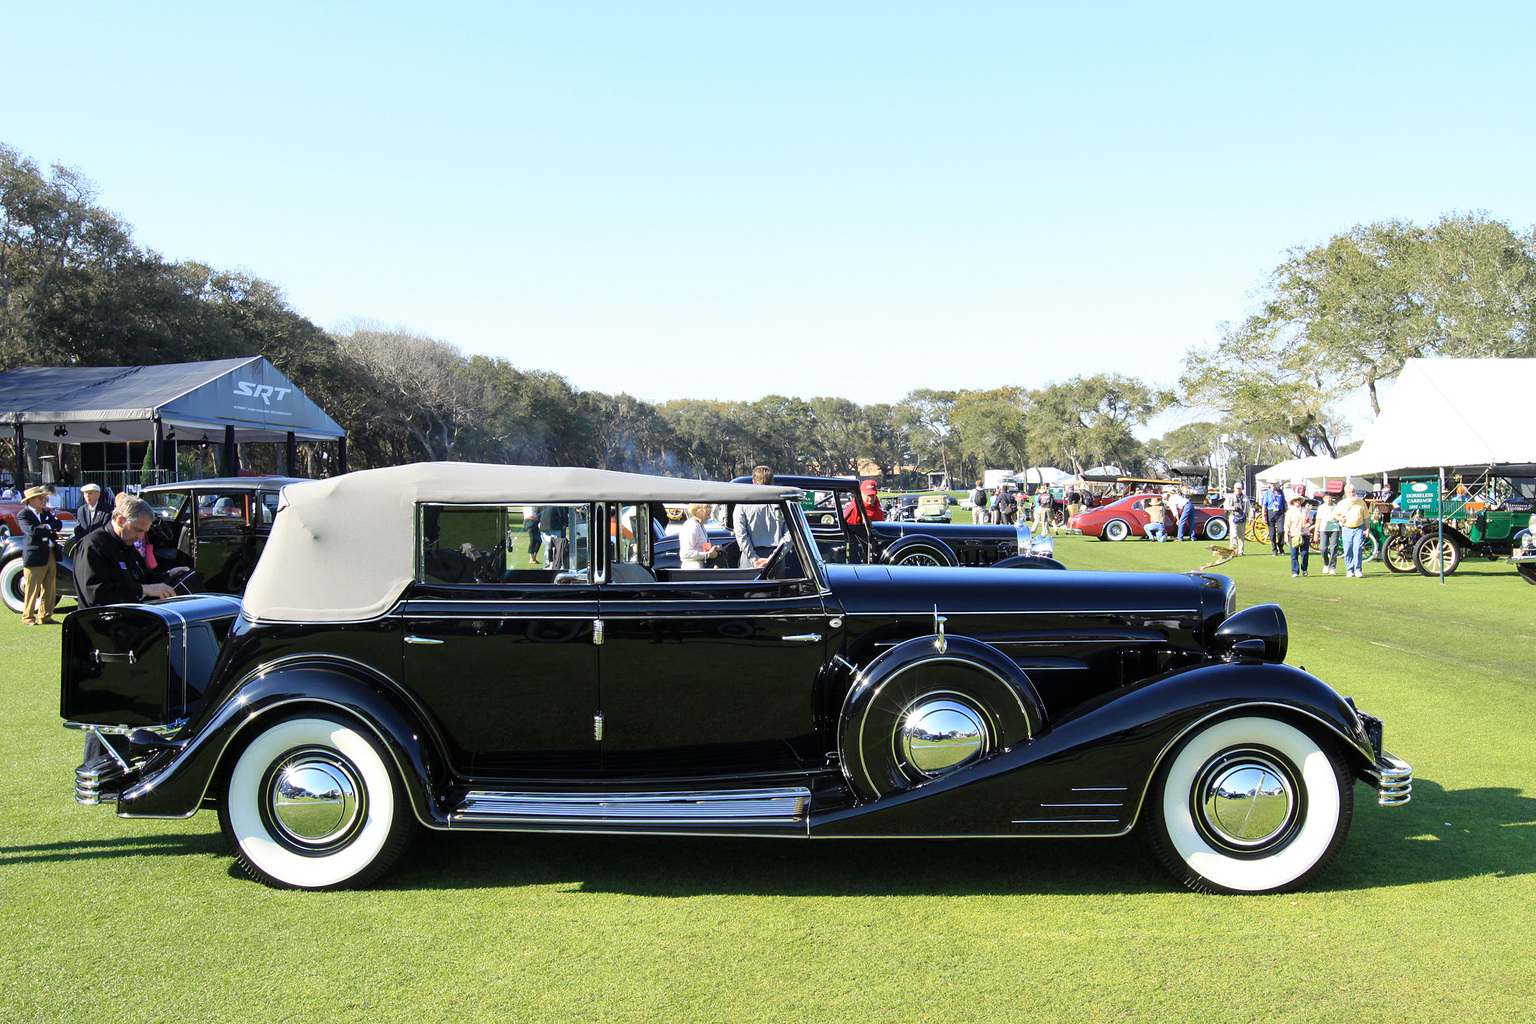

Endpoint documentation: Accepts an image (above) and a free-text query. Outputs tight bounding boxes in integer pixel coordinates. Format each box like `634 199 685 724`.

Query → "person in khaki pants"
17 486 63 625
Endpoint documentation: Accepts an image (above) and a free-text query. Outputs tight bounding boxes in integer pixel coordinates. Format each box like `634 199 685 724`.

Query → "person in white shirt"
678 503 718 568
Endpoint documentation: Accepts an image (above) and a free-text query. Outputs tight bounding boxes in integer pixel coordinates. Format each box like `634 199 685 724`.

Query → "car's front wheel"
1414 535 1461 576
1148 715 1353 894
1102 519 1130 542
220 715 416 890
0 557 25 614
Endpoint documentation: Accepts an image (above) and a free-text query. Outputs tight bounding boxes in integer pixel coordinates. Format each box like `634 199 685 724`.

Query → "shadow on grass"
0 831 226 867
10 777 1521 896
377 775 1531 897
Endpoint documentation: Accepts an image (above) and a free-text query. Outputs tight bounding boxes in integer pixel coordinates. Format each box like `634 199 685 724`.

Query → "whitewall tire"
220 715 415 890
1148 716 1352 894
0 558 26 614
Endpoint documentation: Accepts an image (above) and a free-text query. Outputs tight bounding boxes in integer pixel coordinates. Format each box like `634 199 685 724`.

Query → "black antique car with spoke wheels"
728 474 1057 568
61 464 1410 894
1 477 300 613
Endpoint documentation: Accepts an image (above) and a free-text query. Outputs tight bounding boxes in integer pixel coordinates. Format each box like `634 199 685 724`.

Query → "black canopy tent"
0 357 346 488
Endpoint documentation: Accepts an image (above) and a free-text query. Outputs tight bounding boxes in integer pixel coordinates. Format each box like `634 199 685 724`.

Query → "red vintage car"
1069 492 1230 542
0 500 76 541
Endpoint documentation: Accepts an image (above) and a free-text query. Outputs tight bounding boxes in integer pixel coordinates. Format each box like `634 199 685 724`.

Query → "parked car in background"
734 475 1056 568
915 493 952 523
62 463 1410 894
0 499 75 541
888 494 922 522
1 477 300 614
1069 492 1231 542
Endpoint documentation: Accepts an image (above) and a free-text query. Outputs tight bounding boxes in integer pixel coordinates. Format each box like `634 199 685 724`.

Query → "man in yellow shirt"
1336 485 1372 577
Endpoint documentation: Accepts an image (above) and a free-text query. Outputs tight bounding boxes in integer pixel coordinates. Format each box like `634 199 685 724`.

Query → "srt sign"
233 381 292 405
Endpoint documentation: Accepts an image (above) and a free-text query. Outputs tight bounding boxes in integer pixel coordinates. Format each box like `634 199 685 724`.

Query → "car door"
400 502 602 777
188 489 265 592
595 501 839 777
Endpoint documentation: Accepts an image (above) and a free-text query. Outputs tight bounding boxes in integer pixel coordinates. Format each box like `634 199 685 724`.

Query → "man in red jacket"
843 479 886 525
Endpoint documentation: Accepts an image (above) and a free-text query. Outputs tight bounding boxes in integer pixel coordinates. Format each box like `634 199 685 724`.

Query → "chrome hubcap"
1196 751 1295 847
898 697 990 778
268 753 362 846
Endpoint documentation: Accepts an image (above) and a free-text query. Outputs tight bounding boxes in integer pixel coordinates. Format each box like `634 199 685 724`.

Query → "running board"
448 786 812 830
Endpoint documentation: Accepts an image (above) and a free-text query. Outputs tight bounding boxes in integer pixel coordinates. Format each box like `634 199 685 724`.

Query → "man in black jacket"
72 495 185 607
17 486 63 624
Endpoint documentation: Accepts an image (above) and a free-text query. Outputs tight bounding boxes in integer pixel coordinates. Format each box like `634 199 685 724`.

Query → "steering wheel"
475 539 509 582
757 539 794 580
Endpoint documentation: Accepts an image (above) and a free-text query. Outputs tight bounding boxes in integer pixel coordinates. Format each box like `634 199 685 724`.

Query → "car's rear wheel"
220 715 415 890
1203 517 1229 541
1102 519 1130 542
0 558 25 614
1413 535 1461 576
1148 715 1353 894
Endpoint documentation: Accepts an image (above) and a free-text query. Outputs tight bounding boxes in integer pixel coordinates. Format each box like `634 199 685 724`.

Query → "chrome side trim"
451 787 812 826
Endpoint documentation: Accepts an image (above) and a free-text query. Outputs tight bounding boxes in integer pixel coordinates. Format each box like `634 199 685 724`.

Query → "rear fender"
116 660 448 826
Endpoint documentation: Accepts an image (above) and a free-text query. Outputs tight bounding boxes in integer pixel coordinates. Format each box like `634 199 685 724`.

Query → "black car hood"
826 562 1227 618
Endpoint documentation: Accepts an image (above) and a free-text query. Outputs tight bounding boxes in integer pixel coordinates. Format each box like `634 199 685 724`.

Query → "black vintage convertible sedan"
61 464 1410 894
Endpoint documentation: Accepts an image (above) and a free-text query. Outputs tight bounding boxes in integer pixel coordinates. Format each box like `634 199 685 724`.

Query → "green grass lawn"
3 540 1534 1023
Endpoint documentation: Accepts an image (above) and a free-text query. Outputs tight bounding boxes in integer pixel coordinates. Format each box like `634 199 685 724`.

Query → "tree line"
6 143 1535 485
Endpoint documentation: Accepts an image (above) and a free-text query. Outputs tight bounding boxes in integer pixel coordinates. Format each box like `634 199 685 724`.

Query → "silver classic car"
61 464 1411 893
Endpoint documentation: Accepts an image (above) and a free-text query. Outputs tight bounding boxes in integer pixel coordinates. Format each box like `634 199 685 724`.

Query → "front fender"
881 534 958 566
116 661 448 826
813 659 1375 836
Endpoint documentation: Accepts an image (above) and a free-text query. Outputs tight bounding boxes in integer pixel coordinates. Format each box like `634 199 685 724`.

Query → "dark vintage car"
733 475 1053 568
60 464 1412 895
1 477 301 613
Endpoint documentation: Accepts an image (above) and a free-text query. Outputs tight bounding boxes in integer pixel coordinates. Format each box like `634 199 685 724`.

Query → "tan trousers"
22 554 57 623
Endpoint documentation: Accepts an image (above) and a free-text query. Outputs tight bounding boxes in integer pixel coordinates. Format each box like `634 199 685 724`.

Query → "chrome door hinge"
593 712 605 741
593 619 604 645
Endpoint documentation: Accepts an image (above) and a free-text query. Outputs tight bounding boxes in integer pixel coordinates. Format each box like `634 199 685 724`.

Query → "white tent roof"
1255 456 1341 482
1345 358 1536 475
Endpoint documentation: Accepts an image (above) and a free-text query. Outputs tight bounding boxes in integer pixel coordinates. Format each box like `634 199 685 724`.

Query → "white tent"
1255 456 1340 483
1018 467 1070 485
1345 358 1536 475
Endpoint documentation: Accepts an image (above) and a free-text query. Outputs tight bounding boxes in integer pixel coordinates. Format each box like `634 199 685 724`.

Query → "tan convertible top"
242 462 800 623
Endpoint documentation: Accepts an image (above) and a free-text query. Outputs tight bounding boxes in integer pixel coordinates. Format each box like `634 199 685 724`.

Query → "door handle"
781 633 822 643
404 636 444 645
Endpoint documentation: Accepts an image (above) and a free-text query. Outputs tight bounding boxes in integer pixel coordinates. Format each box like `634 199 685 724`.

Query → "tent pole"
152 417 162 484
286 432 297 477
224 425 237 476
12 423 24 490
338 436 347 476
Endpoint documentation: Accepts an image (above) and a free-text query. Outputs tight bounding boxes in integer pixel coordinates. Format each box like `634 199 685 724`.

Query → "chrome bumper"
1366 751 1412 806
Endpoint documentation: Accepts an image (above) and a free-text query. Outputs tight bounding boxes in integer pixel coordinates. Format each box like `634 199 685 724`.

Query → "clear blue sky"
7 2 1534 439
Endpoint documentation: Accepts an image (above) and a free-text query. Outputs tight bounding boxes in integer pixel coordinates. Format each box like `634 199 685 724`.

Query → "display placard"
1400 479 1440 511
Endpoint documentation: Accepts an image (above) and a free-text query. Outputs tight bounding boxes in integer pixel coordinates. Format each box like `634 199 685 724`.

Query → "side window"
418 503 591 584
1131 499 1147 510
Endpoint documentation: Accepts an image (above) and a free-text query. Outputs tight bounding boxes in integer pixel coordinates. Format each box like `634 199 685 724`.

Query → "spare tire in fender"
838 635 1045 800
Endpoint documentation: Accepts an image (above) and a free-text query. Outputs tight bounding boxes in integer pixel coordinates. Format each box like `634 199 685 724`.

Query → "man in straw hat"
17 486 64 624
